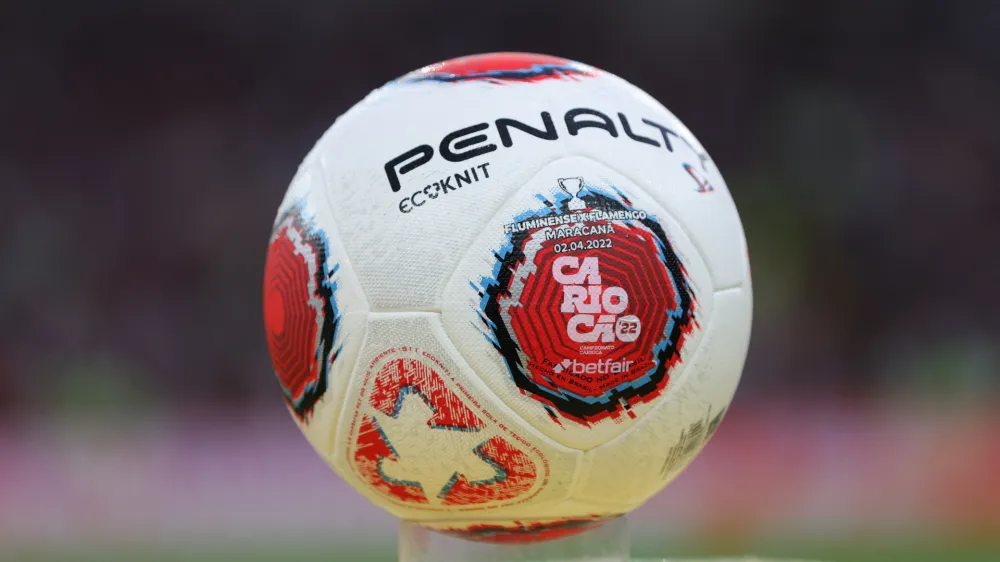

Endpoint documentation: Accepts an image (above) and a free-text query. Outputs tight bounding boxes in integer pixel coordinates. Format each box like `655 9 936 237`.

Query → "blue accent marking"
370 417 423 491
607 183 633 204
437 473 460 498
436 439 510 499
467 441 509 486
385 385 482 432
283 202 346 412
370 417 401 459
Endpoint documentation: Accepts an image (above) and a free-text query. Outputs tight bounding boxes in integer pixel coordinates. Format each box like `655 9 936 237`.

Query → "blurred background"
2 1 999 561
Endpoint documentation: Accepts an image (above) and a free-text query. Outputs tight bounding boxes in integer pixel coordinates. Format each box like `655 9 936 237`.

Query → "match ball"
263 52 752 543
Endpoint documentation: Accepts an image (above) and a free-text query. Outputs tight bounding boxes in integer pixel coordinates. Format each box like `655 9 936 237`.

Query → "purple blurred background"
1 0 998 559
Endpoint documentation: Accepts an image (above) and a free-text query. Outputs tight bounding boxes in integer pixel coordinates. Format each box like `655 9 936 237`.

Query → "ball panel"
581 70 750 292
264 164 370 457
574 285 752 509
329 312 579 523
312 73 574 311
442 155 713 450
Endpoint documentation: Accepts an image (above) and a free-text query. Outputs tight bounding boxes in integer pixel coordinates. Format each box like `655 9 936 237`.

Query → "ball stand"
398 516 829 562
398 516 631 562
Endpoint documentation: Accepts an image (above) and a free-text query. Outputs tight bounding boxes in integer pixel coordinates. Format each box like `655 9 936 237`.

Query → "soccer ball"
262 53 752 543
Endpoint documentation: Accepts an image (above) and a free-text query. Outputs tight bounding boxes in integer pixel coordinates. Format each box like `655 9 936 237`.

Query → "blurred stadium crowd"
2 0 997 418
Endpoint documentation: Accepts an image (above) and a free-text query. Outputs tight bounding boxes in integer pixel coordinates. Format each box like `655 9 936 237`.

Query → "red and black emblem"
395 52 597 85
351 357 539 507
263 205 342 420
436 516 610 544
476 180 697 425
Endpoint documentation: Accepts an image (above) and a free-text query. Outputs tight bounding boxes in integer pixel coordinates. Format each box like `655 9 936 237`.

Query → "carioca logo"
553 256 641 343
476 180 698 424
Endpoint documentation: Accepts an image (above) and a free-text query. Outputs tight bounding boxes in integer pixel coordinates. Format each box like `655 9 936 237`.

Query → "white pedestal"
398 516 631 562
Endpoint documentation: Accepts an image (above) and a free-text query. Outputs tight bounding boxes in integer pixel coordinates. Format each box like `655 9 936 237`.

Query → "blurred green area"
8 538 1000 562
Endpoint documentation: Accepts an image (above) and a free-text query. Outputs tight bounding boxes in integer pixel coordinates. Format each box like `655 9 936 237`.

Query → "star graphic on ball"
374 391 500 504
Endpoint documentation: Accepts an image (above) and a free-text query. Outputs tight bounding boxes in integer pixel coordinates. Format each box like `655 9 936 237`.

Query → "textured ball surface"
263 52 752 543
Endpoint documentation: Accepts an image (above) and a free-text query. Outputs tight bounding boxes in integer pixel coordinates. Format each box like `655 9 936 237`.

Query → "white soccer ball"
263 52 752 543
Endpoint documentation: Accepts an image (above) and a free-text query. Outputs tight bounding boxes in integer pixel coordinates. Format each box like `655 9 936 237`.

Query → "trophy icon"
558 177 587 211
